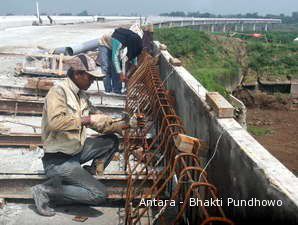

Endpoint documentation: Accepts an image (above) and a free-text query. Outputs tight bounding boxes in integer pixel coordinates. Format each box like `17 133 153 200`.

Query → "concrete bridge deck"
0 19 296 225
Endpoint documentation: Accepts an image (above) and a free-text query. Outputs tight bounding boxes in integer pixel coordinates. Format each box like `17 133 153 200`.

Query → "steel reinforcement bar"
123 53 234 225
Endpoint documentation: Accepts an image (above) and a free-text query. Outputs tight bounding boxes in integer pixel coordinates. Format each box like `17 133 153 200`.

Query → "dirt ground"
247 107 298 175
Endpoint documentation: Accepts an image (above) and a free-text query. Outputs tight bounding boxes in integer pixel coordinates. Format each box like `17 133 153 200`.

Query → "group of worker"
97 26 143 94
31 25 149 216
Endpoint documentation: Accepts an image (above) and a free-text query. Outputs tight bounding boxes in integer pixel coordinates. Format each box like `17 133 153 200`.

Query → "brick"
159 43 167 51
174 134 198 153
169 57 182 66
206 92 234 118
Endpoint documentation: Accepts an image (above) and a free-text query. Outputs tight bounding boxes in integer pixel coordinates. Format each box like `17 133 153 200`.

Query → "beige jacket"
42 78 96 155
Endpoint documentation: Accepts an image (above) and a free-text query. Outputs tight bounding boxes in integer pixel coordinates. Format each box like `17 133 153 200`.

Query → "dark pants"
41 134 119 205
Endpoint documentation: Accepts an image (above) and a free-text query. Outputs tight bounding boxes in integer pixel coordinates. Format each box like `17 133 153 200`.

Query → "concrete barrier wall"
155 41 298 224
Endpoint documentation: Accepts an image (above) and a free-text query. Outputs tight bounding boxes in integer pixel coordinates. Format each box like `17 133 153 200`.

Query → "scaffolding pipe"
53 38 100 56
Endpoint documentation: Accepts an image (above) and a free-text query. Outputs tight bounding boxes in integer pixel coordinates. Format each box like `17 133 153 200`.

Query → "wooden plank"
19 67 67 77
174 134 209 157
206 92 234 118
174 134 198 153
25 78 54 91
58 53 64 76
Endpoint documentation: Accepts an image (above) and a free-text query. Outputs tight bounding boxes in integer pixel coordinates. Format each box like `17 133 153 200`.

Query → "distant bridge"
152 18 282 32
0 16 282 32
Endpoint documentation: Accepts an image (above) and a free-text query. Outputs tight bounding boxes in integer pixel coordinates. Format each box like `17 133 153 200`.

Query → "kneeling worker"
31 54 126 216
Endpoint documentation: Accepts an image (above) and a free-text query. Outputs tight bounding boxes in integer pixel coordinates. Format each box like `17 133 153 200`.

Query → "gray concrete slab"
0 148 125 175
0 148 44 174
0 203 124 225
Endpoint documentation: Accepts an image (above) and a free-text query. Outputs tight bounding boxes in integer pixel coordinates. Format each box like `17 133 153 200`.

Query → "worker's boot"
31 184 56 217
31 177 62 216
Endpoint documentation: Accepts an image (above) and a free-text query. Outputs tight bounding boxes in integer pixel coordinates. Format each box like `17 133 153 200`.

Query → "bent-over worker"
97 27 143 94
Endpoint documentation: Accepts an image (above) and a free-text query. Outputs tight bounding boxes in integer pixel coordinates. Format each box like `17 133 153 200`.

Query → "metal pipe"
54 38 100 56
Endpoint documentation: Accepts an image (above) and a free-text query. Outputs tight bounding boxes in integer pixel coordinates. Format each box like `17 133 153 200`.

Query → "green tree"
77 10 89 16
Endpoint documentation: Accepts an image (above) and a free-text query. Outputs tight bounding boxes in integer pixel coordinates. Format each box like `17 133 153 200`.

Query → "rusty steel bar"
123 53 234 225
0 133 149 148
0 133 42 147
0 98 43 115
0 97 123 116
0 84 127 100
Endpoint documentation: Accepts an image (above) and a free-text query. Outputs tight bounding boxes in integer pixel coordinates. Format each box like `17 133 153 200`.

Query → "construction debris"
0 49 100 77
13 53 73 77
72 216 88 222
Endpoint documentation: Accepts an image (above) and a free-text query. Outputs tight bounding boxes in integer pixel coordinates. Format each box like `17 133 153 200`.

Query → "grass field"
155 28 298 92
155 28 240 95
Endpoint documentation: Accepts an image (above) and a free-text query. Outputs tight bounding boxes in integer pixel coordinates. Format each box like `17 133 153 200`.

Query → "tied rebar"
123 52 234 225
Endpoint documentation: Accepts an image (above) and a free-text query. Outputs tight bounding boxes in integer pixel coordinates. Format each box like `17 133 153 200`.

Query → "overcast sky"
1 0 297 16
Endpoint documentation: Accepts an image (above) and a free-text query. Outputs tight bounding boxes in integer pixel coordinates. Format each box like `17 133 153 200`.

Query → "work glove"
103 120 128 136
120 72 128 82
127 64 138 79
129 114 138 128
90 114 113 132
